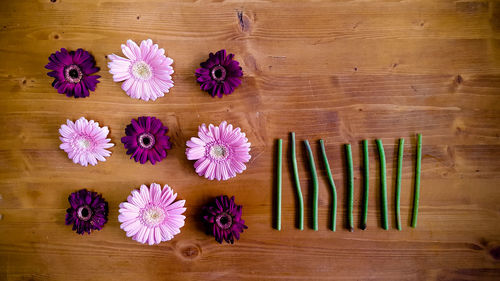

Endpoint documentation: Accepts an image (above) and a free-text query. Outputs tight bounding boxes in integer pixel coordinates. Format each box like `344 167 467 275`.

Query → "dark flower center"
211 65 226 82
64 64 83 83
69 69 79 78
77 205 92 221
138 132 155 149
215 212 233 230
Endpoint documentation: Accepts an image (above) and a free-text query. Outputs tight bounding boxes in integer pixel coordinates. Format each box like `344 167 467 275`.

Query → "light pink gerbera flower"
186 121 251 181
118 183 186 245
59 117 114 167
108 39 174 101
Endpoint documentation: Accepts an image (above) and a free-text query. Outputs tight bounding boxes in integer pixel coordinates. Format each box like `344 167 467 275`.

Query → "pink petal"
166 200 185 211
139 185 150 204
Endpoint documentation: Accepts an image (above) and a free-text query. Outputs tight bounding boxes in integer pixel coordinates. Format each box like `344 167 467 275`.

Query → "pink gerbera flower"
186 121 251 181
118 183 186 245
59 117 114 167
108 39 174 101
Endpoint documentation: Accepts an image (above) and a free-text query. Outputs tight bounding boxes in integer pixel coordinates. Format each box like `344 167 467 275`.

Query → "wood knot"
490 246 500 260
136 16 140 20
456 75 463 84
236 10 252 33
178 244 201 260
50 0 57 2
54 34 60 40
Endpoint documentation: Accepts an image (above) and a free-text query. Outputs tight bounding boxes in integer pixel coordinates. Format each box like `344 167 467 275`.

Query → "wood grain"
1 0 500 280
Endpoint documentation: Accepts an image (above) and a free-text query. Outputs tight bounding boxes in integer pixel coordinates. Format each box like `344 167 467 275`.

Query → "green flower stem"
376 139 389 230
290 133 304 230
276 139 282 231
304 140 318 231
345 144 354 232
411 134 422 228
361 140 369 230
319 139 337 232
395 138 405 231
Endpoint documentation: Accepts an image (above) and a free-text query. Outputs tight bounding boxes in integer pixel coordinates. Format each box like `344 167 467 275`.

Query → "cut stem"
411 134 422 228
395 138 405 231
376 139 388 230
304 140 319 231
345 144 354 232
319 139 337 232
361 140 369 230
276 139 282 231
290 133 304 230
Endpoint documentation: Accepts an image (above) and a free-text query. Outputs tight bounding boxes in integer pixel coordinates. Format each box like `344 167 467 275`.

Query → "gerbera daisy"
186 121 251 181
195 49 243 98
65 189 108 235
121 116 172 165
45 48 100 98
118 183 186 245
59 117 114 167
202 195 247 244
108 39 174 101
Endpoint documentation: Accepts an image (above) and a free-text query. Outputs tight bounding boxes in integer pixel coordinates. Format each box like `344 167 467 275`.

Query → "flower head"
59 117 114 167
186 121 251 180
121 116 172 165
45 48 100 98
195 49 243 98
118 183 186 245
65 189 108 235
108 39 174 101
202 195 247 244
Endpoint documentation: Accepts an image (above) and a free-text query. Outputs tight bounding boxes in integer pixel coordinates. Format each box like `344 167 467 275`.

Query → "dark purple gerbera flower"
195 49 243 98
121 116 172 165
45 48 100 98
202 195 248 244
65 189 108 235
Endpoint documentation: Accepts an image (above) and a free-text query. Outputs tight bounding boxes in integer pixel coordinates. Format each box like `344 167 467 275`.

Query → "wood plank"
1 0 500 280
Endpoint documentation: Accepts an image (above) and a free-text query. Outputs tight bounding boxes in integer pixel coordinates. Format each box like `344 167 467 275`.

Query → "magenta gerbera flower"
108 39 174 101
65 189 108 235
195 49 243 98
121 116 172 165
118 183 186 245
45 48 100 98
59 117 114 167
186 121 251 181
203 195 247 244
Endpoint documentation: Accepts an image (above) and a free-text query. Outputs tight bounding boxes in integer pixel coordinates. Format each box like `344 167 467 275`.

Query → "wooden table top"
1 0 499 280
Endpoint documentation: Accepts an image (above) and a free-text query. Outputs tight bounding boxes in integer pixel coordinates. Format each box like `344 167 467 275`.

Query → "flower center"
64 64 83 83
211 65 226 82
132 61 153 80
138 132 155 149
209 144 228 160
141 206 165 227
77 137 91 149
77 205 92 221
215 212 233 230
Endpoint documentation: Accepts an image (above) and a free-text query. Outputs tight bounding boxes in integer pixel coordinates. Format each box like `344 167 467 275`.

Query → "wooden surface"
1 0 500 280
